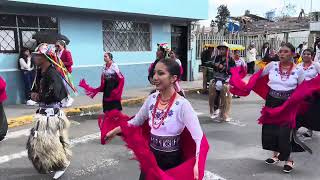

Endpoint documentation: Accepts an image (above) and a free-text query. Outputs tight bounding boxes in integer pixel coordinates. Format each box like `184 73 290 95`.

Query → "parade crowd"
0 36 320 179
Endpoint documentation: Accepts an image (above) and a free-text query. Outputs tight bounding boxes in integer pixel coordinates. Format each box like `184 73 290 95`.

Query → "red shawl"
79 71 124 101
101 110 210 180
229 67 320 128
0 76 7 103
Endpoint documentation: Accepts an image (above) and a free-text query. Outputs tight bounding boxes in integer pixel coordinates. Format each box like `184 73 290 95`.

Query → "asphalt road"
1 93 319 180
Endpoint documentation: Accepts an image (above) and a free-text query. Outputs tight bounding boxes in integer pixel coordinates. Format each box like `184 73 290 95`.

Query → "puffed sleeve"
180 100 203 156
128 95 152 126
297 67 305 85
261 61 274 77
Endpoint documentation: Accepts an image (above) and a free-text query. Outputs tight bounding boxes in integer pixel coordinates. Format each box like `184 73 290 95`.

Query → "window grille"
0 14 58 53
102 19 151 52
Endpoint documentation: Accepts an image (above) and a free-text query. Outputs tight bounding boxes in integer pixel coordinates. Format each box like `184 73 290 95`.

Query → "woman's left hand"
193 163 199 180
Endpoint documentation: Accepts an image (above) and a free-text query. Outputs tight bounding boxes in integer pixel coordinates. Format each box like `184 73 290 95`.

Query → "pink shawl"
79 71 124 102
102 110 210 180
0 76 7 103
229 67 320 128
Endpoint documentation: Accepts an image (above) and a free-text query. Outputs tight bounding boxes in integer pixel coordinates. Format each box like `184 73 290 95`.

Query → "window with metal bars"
0 14 58 53
102 19 151 52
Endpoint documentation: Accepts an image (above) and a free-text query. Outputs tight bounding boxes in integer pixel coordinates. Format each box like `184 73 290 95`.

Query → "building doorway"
171 25 188 81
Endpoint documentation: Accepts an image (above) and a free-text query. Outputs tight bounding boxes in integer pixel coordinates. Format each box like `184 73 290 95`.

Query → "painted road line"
204 170 226 180
227 119 246 127
196 111 204 116
4 120 80 141
5 129 30 140
0 132 100 164
72 158 119 176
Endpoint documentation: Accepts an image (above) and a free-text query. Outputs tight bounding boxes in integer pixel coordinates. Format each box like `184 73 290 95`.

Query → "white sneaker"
224 117 232 122
210 113 219 119
53 162 70 179
213 109 220 115
53 170 65 179
26 100 37 106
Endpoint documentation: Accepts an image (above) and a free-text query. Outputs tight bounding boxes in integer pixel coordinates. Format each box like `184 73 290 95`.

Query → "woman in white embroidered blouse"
297 48 320 138
260 43 306 173
106 59 203 180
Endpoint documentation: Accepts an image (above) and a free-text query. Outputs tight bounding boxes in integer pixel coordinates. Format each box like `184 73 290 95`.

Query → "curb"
7 88 202 128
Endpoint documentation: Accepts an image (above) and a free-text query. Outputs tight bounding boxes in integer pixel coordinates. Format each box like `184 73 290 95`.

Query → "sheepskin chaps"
26 113 72 174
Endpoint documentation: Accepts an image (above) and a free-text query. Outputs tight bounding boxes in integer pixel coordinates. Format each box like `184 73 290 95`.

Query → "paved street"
1 93 320 180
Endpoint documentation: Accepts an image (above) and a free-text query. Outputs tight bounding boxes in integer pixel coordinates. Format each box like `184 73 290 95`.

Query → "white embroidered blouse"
102 63 120 78
128 92 203 155
262 61 305 91
235 58 247 68
296 62 320 81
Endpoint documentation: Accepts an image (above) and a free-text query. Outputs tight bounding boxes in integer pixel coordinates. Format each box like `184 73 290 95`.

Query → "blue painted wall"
7 0 208 20
0 7 183 104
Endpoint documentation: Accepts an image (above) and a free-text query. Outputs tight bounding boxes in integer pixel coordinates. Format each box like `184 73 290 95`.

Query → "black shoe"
303 130 313 138
283 162 294 173
265 157 279 164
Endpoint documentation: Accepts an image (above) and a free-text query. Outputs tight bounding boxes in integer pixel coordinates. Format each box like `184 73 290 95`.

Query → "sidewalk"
5 80 202 128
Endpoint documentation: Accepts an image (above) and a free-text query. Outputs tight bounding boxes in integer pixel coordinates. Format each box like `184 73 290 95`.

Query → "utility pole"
310 0 313 13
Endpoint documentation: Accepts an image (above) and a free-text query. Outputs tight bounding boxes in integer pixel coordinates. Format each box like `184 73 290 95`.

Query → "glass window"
0 14 58 53
103 19 151 51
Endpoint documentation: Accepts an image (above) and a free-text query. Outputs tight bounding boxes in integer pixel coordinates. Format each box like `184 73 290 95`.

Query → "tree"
280 2 296 18
215 5 230 32
210 20 216 27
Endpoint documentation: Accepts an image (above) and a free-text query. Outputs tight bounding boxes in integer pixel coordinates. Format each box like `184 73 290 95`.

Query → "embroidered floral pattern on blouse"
168 110 174 117
175 101 180 105
155 111 164 119
149 104 154 111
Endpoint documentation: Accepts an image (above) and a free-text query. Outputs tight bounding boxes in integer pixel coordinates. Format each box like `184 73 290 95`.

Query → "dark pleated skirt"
139 147 182 180
0 103 8 141
262 94 309 161
296 95 320 131
103 100 122 113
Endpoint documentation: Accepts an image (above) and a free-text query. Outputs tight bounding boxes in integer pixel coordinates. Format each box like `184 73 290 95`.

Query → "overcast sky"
208 0 320 17
201 0 320 26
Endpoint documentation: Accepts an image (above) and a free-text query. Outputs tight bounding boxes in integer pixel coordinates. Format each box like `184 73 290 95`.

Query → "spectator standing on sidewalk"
246 43 256 74
0 76 7 141
314 38 320 63
169 50 185 97
18 48 37 106
261 42 270 60
55 40 74 107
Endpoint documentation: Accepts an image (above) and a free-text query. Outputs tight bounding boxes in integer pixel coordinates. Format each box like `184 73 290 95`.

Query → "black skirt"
262 94 310 161
296 94 320 131
139 147 182 180
0 103 8 141
103 100 122 112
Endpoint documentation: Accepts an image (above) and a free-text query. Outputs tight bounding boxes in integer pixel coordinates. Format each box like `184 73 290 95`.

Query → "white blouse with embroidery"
102 63 120 77
128 92 203 155
235 58 247 68
296 62 320 81
262 61 305 91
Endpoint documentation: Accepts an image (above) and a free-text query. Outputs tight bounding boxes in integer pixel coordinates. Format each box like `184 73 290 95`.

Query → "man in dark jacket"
208 42 235 122
28 44 71 180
